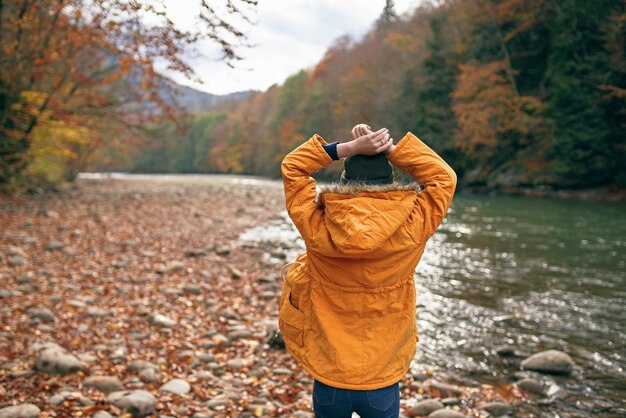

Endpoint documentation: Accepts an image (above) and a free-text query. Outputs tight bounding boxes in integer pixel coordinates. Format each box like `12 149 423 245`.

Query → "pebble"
150 313 176 328
410 399 444 415
226 358 246 369
8 256 27 266
291 412 314 418
215 246 230 256
515 378 545 395
520 349 573 375
185 248 208 257
83 375 125 393
196 353 215 363
429 380 462 396
128 359 158 371
107 390 156 416
139 367 158 382
93 412 114 418
28 307 56 323
159 378 191 394
0 404 41 418
229 330 252 340
34 347 87 375
45 241 65 251
6 246 25 257
183 284 202 295
272 367 292 376
206 399 230 408
428 409 468 418
480 401 513 416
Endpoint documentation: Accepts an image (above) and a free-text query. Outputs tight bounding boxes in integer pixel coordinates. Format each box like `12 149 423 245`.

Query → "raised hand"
338 127 394 158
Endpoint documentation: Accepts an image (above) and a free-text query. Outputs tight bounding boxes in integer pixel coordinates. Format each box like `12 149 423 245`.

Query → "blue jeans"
312 379 400 418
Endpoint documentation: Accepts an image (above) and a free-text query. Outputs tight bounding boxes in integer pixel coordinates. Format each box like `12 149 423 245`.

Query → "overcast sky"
158 0 424 95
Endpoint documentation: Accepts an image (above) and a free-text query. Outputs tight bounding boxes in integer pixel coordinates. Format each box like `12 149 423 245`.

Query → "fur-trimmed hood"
312 181 424 253
315 181 423 207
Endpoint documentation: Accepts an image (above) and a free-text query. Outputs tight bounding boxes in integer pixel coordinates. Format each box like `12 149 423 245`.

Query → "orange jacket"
279 131 457 390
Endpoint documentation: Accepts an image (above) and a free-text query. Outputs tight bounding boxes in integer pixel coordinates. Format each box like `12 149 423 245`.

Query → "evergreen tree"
544 0 619 187
380 0 397 23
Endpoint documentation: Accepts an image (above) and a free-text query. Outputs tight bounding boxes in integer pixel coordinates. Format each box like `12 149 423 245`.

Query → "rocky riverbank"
0 176 591 417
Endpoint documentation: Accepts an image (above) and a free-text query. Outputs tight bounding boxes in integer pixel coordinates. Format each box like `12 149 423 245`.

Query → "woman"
279 124 457 418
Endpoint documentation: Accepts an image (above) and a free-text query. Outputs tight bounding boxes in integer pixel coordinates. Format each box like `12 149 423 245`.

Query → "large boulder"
34 347 87 375
0 404 40 418
520 349 574 375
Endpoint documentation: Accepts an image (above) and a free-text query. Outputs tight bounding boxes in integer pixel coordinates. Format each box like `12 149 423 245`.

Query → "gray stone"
45 241 65 251
428 409 468 418
8 256 27 266
139 367 157 383
86 307 111 317
520 349 573 375
480 401 513 416
83 375 125 393
150 313 176 328
515 378 545 395
206 399 230 408
441 398 460 406
0 404 40 418
429 380 462 396
159 378 191 394
196 353 215 363
93 412 114 418
128 360 158 371
185 249 208 257
34 347 87 375
6 246 26 257
29 308 55 323
410 399 444 416
229 330 252 340
49 393 66 405
272 367 292 376
182 284 202 295
226 358 245 369
107 390 156 417
291 412 314 418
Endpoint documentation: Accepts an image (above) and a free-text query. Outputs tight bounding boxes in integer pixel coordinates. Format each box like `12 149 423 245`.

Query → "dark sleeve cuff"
322 141 339 160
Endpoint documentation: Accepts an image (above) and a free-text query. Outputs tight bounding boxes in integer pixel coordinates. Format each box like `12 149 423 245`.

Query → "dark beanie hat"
340 153 394 185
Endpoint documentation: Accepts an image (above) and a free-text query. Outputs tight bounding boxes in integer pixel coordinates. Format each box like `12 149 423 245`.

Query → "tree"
0 0 257 185
380 0 398 23
543 0 621 186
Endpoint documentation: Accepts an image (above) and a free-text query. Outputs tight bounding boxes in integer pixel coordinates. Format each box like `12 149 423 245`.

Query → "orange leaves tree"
0 0 257 185
452 61 545 162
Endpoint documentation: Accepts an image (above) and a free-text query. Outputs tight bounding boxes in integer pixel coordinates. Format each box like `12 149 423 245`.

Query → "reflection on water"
240 193 626 416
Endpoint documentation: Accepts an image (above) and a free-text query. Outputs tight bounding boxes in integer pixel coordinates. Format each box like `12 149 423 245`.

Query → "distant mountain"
159 79 251 114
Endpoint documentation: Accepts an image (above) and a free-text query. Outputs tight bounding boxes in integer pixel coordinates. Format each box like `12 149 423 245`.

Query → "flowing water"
239 182 626 417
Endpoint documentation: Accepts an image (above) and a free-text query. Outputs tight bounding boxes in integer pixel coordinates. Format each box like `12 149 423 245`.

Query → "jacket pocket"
279 284 305 349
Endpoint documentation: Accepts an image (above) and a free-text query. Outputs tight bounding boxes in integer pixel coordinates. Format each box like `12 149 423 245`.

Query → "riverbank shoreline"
3 172 625 203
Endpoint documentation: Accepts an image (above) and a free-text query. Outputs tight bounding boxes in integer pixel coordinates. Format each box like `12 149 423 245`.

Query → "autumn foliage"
0 0 257 189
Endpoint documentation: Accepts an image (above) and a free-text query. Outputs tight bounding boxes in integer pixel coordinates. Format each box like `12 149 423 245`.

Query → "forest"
2 0 625 194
